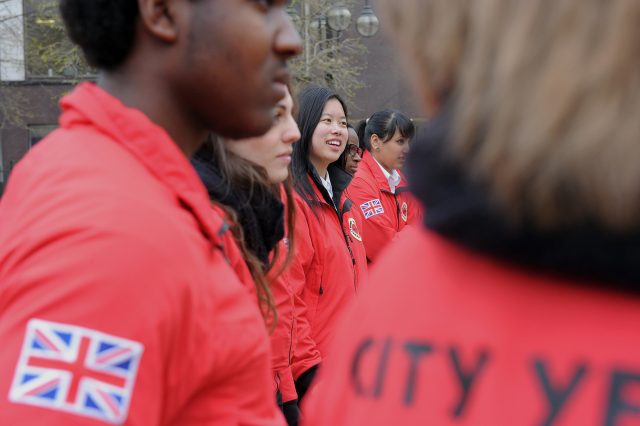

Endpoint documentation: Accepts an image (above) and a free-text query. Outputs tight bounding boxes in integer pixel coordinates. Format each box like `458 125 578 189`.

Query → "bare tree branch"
288 0 368 107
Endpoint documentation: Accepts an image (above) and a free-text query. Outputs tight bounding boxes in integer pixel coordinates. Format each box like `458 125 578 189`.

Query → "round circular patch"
348 217 362 242
401 202 408 223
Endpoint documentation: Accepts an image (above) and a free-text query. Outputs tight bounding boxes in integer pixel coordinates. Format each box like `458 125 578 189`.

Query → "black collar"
191 157 284 267
309 164 354 215
408 107 640 287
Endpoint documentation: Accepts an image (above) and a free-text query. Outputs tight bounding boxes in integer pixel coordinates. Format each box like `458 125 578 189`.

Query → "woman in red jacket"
342 124 364 176
287 86 368 404
347 110 421 262
192 85 311 425
304 0 640 425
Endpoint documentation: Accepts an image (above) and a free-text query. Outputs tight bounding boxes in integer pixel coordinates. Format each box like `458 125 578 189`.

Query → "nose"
403 141 411 154
354 152 362 162
282 117 300 145
274 10 303 58
331 121 345 136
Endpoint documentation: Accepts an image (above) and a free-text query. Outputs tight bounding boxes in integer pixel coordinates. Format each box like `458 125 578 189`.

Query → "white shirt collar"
373 157 401 194
319 172 334 199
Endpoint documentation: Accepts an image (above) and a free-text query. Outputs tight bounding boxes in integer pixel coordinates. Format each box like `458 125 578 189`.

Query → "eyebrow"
321 113 347 120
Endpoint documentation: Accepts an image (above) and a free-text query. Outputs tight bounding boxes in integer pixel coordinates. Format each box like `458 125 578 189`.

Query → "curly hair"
59 0 139 70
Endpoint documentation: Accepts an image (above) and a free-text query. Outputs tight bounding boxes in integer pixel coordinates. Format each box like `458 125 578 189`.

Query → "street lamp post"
356 1 379 37
290 1 380 39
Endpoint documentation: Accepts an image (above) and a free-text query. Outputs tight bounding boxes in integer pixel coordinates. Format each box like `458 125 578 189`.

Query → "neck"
310 157 329 179
97 69 206 158
372 153 393 174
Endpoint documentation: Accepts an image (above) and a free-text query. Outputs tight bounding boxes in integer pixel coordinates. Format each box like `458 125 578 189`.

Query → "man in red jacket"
0 0 300 425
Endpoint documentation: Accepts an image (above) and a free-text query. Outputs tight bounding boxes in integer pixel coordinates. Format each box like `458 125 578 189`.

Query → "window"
28 124 56 147
23 0 93 79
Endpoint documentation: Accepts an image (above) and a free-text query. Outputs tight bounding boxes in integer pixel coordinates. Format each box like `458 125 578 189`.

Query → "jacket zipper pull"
319 285 324 295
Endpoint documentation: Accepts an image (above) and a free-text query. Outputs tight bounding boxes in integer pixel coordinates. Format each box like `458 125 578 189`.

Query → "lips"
273 67 291 86
326 139 342 147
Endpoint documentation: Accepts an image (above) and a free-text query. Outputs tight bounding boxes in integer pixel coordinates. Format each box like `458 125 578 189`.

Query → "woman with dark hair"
287 86 367 403
192 85 308 425
347 109 421 262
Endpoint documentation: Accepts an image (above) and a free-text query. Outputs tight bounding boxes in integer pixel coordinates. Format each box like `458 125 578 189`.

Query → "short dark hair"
60 0 139 70
357 109 415 151
339 124 358 170
291 86 348 206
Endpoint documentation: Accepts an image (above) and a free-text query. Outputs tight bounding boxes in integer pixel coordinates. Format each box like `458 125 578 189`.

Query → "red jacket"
213 201 299 404
286 172 367 379
346 151 422 262
304 226 640 425
0 84 284 426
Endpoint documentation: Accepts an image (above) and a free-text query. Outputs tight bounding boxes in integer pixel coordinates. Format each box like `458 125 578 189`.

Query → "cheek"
230 140 264 165
311 127 326 150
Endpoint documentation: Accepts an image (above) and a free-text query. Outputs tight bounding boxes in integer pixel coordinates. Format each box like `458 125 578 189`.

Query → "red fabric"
346 151 422 263
213 200 298 403
286 180 367 380
0 83 284 426
304 226 640 425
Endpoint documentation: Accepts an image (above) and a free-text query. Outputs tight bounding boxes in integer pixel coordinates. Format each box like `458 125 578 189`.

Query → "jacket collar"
191 156 285 267
309 164 353 214
360 150 409 194
408 105 640 287
59 83 225 246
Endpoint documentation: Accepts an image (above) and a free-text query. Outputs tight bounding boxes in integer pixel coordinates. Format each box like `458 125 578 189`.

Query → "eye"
273 107 285 121
253 0 275 12
322 118 332 124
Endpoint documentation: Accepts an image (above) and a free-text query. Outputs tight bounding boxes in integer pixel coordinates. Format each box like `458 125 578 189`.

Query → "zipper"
394 194 401 230
323 198 359 293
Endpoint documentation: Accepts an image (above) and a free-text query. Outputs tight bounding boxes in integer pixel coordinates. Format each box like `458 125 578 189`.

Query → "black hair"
358 109 415 151
355 120 367 151
59 0 139 70
339 124 359 170
292 86 349 207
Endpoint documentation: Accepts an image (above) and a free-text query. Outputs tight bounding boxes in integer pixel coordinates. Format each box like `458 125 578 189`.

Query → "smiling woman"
286 86 368 407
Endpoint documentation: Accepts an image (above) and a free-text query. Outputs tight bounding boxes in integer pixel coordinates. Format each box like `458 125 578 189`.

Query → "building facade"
0 0 423 195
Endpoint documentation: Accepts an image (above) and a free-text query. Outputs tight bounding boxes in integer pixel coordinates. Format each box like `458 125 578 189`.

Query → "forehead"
347 128 359 141
321 98 346 117
276 89 293 109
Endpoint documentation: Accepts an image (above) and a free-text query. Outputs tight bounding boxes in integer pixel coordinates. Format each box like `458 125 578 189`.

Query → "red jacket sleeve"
268 249 299 403
347 177 399 263
284 198 322 380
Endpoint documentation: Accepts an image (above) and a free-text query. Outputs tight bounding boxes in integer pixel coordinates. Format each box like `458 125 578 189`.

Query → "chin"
270 171 288 184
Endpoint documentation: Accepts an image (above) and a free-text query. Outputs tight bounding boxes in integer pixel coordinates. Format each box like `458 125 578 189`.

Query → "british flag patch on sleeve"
9 319 144 424
360 198 385 219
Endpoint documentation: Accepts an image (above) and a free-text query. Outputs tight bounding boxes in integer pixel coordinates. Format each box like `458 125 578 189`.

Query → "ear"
138 0 179 43
370 134 381 150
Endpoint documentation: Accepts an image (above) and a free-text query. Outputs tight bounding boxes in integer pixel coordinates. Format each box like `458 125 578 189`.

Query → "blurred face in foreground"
224 85 300 183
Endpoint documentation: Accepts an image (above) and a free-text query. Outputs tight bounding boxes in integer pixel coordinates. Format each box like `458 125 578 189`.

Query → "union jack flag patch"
9 319 144 424
360 199 385 219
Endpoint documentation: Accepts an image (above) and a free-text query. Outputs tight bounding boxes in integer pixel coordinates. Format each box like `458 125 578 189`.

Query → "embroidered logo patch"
348 218 362 242
360 199 384 219
401 202 408 222
9 319 144 425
